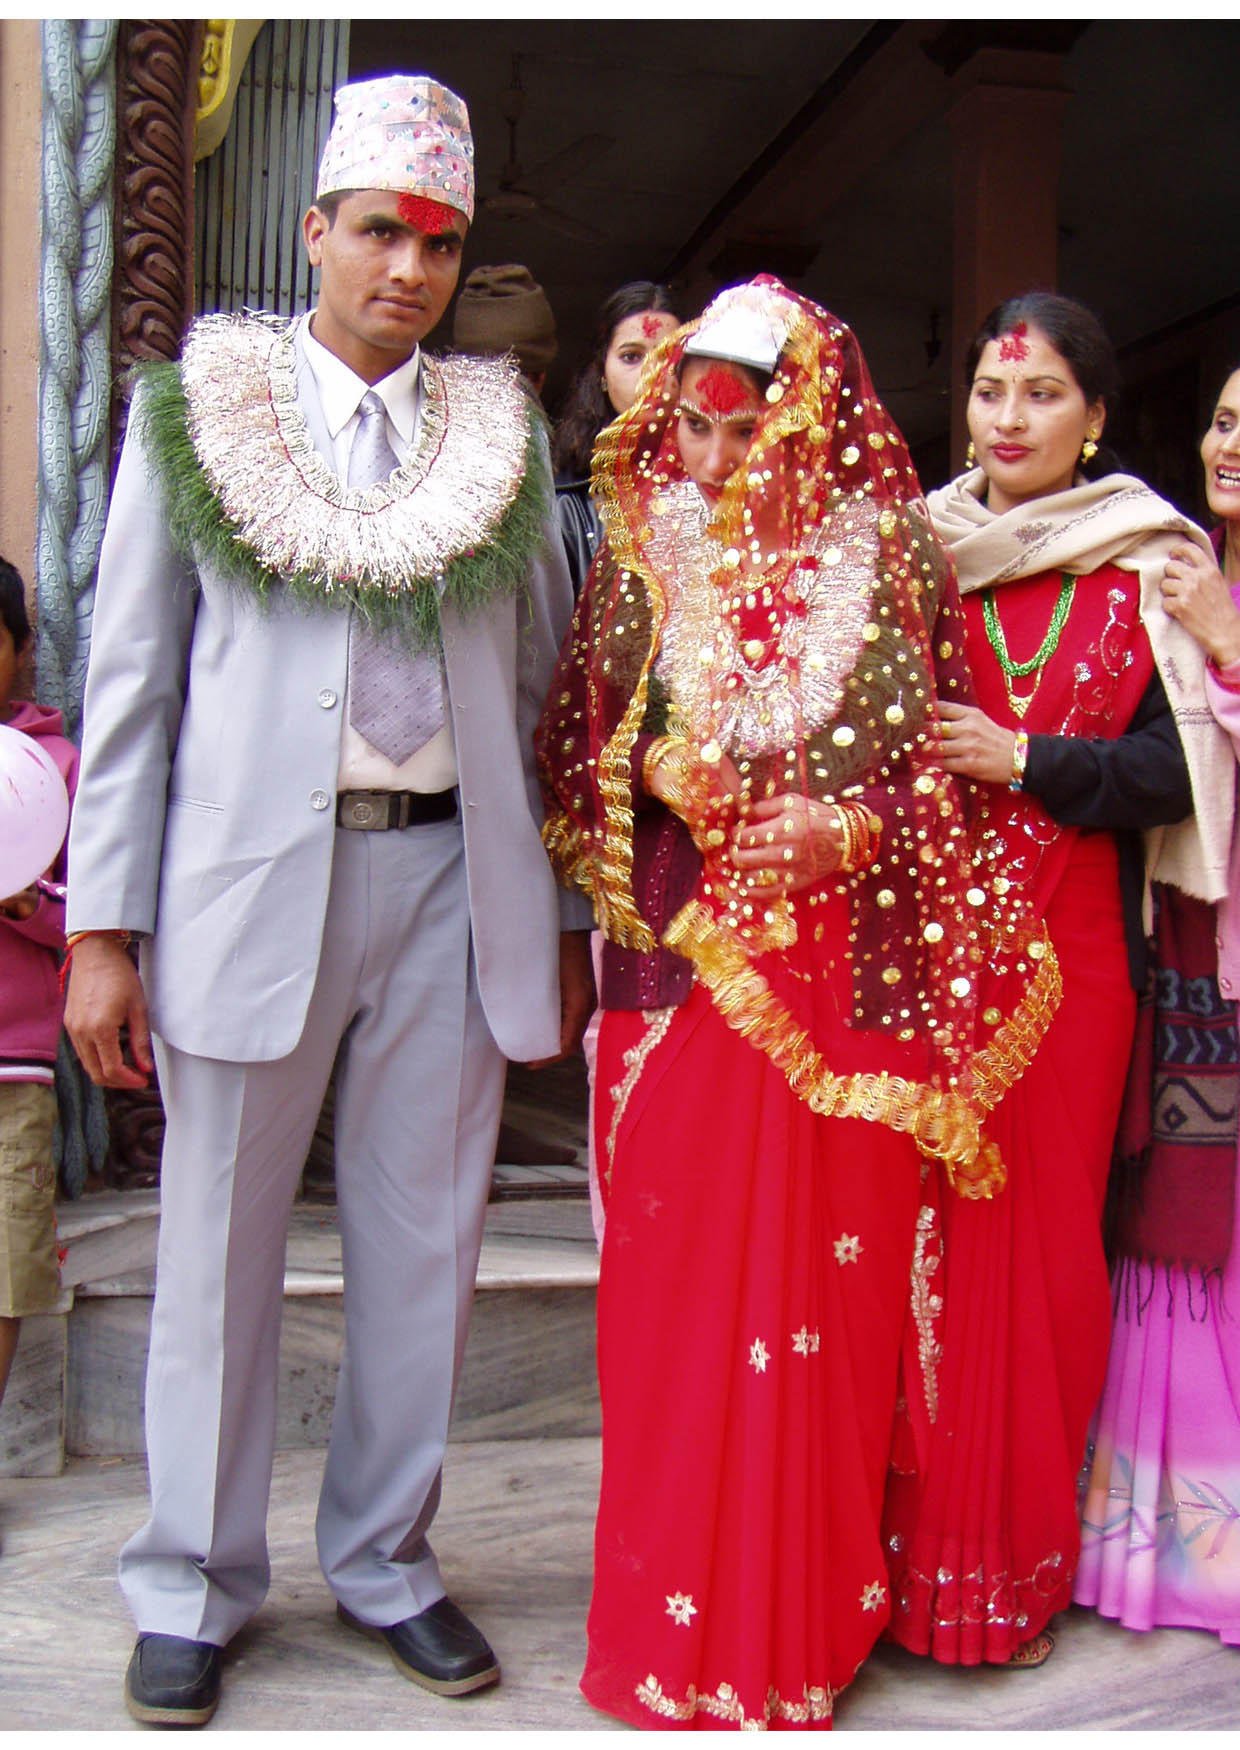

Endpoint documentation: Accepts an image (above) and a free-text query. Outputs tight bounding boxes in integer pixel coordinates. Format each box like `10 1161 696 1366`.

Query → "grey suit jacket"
67 326 587 1063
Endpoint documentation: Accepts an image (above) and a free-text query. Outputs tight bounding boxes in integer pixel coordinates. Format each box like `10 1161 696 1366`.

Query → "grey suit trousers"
118 816 506 1644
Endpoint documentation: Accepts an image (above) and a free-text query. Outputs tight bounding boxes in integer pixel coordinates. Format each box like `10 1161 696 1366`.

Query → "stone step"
1 1184 600 1476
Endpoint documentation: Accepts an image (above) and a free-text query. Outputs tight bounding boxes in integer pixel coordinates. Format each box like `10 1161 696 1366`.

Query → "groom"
66 73 591 1725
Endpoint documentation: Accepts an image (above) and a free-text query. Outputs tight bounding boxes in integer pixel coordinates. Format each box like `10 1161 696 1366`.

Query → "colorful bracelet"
833 801 882 875
60 928 134 993
1009 729 1030 793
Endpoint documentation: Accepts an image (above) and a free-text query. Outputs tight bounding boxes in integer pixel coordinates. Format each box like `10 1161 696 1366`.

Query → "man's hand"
526 929 595 1068
65 934 154 1089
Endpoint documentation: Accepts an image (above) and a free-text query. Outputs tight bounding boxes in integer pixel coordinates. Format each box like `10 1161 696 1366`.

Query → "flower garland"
133 314 551 650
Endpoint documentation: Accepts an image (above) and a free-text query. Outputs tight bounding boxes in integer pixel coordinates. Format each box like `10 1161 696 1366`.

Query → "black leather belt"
337 789 458 831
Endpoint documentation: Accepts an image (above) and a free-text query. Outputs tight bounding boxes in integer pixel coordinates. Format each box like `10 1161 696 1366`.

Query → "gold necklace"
981 572 1077 720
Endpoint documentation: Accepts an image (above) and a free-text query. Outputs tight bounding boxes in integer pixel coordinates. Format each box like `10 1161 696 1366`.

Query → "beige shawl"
927 469 1232 904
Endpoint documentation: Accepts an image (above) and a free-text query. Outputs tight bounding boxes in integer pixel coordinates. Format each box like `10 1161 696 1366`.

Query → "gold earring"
965 439 976 467
1081 432 1099 464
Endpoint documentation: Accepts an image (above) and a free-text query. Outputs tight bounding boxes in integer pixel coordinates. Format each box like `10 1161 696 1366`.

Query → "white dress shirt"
302 316 458 794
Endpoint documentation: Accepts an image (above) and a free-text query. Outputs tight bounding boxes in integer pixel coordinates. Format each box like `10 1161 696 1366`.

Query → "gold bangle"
641 734 686 793
833 801 882 875
834 803 857 872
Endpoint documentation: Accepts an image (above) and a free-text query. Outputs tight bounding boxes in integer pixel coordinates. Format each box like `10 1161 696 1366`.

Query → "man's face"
303 189 465 382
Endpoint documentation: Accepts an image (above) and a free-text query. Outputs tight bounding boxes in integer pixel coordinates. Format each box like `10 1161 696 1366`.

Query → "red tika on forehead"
397 192 457 235
695 364 754 416
998 321 1030 363
641 312 666 339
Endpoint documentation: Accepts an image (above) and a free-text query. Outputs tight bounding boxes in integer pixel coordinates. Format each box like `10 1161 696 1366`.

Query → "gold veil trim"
663 898 1062 1197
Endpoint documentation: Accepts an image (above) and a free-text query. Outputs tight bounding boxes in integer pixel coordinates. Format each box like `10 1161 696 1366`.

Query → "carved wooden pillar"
112 20 202 397
105 19 202 1185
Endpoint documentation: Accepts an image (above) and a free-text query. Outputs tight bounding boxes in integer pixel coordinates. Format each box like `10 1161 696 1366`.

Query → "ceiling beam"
663 21 945 285
667 22 1091 297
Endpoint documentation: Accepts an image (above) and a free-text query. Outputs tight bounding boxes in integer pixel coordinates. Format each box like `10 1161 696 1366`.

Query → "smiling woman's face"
1201 369 1240 526
674 358 764 505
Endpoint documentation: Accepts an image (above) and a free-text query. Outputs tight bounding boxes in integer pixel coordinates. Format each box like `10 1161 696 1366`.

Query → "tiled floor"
1 1439 1236 1731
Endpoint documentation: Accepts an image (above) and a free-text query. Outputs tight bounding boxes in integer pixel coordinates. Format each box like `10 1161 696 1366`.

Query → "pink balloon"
0 723 70 899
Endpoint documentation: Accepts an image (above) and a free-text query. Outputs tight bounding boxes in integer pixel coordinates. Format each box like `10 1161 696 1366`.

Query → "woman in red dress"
537 279 1058 1728
882 293 1232 1667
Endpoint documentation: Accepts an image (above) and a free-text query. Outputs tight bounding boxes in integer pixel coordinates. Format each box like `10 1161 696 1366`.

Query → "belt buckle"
341 792 394 831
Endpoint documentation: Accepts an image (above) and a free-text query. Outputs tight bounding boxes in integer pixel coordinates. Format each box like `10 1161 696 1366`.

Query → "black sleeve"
1021 666 1192 831
553 483 601 598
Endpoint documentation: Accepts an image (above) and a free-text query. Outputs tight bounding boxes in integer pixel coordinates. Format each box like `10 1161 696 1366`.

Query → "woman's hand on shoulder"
1160 543 1240 668
731 795 843 894
936 700 1018 786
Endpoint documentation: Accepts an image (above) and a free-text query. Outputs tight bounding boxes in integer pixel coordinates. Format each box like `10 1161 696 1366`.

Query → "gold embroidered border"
664 898 998 1190
595 661 659 951
605 1007 676 1182
541 814 593 895
909 1205 943 1424
969 928 1063 1112
636 1672 837 1730
893 1547 1068 1637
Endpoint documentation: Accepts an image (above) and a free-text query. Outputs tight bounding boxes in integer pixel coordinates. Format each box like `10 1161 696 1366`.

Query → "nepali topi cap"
316 74 475 223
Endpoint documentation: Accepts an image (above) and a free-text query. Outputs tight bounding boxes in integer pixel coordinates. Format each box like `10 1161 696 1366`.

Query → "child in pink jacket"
0 556 77 1410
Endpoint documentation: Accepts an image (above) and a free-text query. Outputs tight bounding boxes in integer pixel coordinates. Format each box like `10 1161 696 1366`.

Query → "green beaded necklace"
981 571 1077 720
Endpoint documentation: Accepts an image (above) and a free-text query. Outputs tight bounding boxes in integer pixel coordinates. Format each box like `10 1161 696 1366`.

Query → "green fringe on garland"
131 358 551 652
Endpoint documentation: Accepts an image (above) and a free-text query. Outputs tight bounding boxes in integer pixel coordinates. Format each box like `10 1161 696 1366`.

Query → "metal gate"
196 18 349 319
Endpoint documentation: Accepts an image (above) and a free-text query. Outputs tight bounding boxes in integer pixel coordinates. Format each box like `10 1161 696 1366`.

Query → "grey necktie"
346 391 445 764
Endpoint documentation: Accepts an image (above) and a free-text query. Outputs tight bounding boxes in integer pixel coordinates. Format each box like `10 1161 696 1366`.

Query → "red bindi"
998 321 1030 363
397 193 457 236
695 364 753 416
641 313 665 339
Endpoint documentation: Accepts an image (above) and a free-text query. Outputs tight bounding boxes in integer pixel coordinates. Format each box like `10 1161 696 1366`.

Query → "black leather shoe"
337 1597 500 1695
124 1633 222 1726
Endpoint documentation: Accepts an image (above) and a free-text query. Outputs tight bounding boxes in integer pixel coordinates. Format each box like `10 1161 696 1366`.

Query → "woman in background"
1075 365 1240 1647
551 281 684 1238
883 293 1231 1668
552 281 683 593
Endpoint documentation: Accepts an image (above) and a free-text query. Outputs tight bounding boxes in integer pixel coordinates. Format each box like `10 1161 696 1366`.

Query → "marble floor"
1 1438 1236 1732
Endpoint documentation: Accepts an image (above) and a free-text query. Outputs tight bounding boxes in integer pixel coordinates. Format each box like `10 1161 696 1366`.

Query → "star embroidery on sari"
860 1580 887 1613
791 1326 821 1356
834 1233 862 1265
749 1337 770 1374
666 1592 698 1628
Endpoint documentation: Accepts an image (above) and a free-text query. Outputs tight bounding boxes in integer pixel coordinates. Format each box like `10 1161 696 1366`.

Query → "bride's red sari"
883 561 1153 1660
538 280 1060 1727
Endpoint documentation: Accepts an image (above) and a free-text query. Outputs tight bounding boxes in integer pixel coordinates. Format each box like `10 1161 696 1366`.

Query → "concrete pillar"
0 20 42 593
948 52 1069 466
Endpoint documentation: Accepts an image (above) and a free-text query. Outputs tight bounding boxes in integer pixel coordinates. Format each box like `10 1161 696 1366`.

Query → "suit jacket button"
318 688 338 709
310 789 331 810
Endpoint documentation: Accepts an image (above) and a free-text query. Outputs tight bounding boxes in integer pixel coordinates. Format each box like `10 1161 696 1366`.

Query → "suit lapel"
291 316 336 465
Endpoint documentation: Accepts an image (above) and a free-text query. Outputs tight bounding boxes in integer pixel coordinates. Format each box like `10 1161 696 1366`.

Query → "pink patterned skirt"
1074 1160 1240 1646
